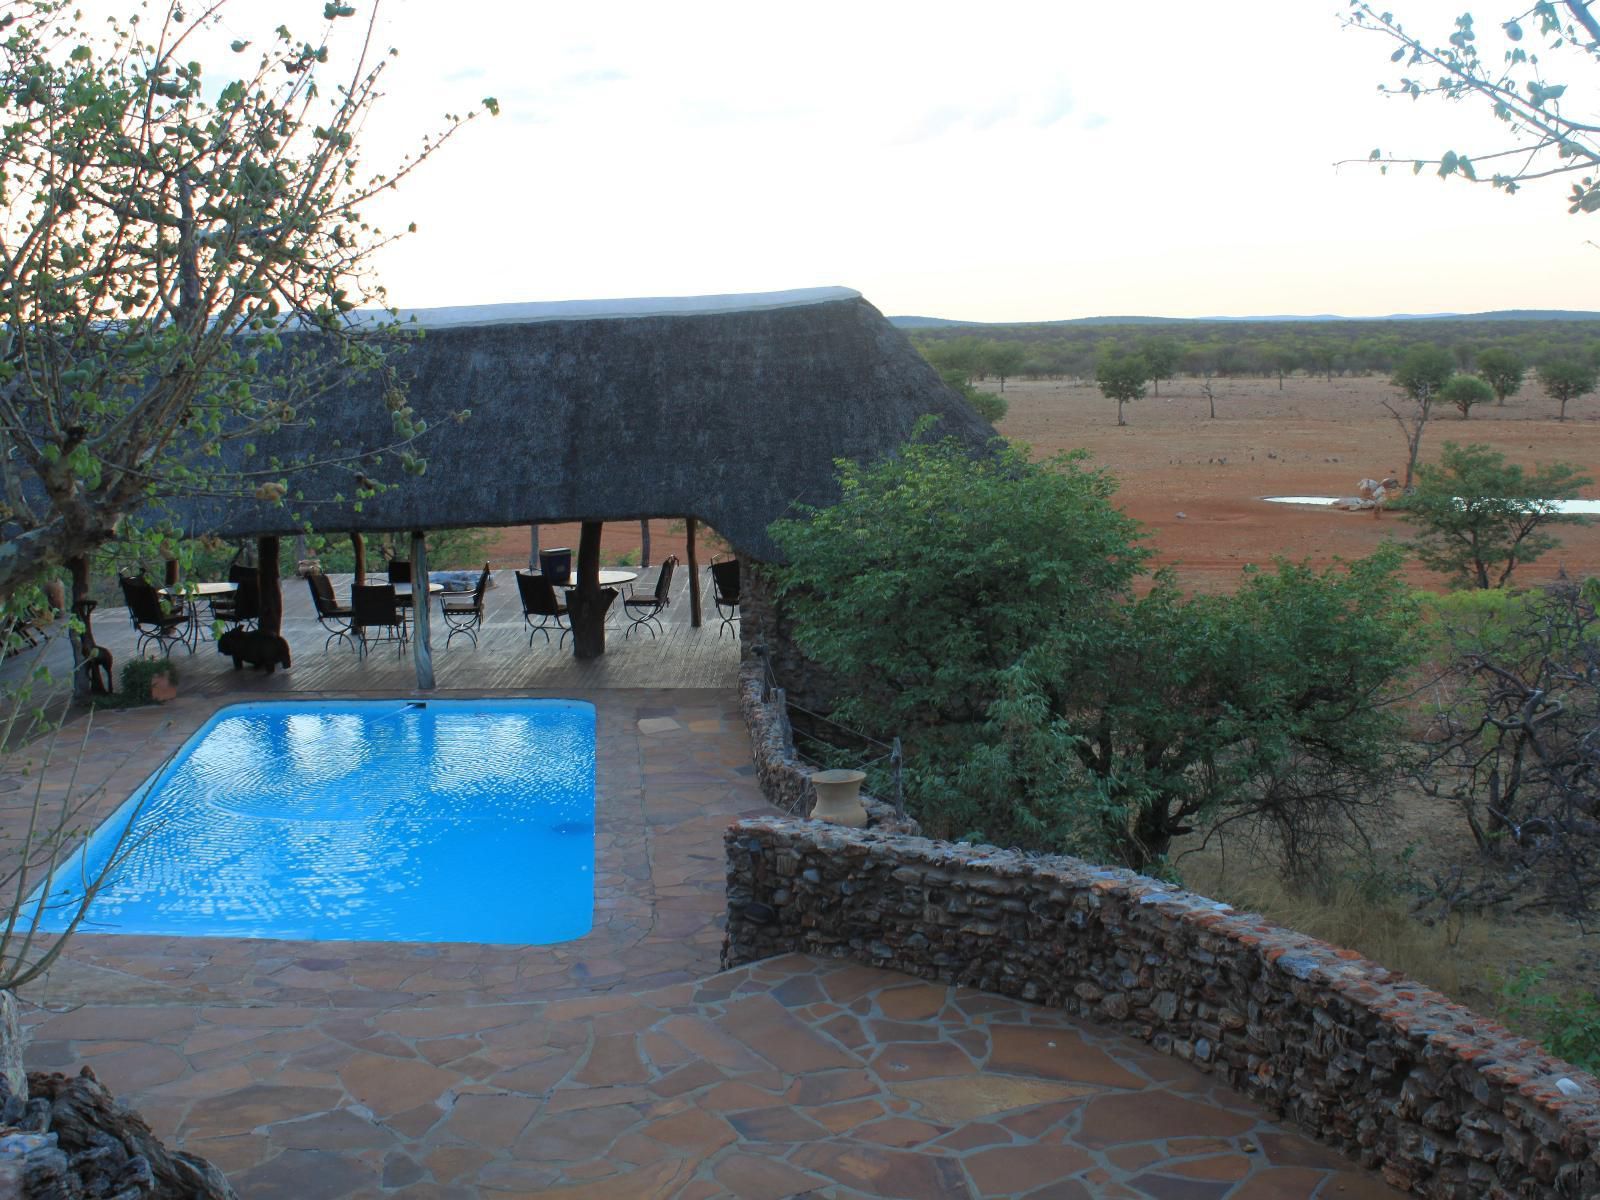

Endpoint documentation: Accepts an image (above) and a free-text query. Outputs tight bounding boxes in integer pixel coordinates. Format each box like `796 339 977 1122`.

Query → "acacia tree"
0 1 495 610
1096 353 1148 425
981 341 1027 392
1346 2 1600 214
1476 345 1527 404
1404 441 1591 588
1442 372 1493 418
1139 336 1181 396
1540 357 1599 420
1385 344 1454 487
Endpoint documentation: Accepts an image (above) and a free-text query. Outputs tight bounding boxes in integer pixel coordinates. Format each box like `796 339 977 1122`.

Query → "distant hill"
888 309 1600 329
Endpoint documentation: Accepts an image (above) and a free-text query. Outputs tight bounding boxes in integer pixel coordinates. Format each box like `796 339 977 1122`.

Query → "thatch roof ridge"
164 291 994 561
378 286 864 330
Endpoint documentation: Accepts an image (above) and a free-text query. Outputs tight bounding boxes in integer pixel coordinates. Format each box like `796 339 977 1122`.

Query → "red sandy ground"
486 372 1599 593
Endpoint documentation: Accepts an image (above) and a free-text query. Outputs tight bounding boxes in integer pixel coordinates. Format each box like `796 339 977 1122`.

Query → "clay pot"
149 672 178 703
810 769 868 827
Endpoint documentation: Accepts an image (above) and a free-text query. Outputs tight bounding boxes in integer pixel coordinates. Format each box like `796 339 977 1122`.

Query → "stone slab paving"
4 690 1404 1198
21 954 1403 1199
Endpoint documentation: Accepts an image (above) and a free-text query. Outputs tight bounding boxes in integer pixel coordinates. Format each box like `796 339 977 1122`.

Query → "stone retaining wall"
736 659 918 835
722 816 1600 1198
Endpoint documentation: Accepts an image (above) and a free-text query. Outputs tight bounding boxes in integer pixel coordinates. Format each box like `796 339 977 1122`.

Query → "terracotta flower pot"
149 673 178 704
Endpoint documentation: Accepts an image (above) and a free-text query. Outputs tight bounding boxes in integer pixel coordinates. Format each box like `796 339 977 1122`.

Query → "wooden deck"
2 568 740 711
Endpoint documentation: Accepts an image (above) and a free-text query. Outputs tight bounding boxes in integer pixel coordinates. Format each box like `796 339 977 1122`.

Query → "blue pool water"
28 699 596 944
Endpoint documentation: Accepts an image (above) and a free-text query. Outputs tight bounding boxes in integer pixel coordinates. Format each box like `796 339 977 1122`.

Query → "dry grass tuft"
1178 851 1494 1010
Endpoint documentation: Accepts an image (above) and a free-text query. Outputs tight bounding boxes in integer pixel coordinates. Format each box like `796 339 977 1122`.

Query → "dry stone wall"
723 816 1600 1199
737 660 917 835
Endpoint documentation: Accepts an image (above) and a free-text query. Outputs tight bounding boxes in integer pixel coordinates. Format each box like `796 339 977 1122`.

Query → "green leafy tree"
1096 353 1149 426
1441 373 1494 419
981 341 1028 392
1539 357 1599 421
772 433 1421 875
923 336 987 386
1404 441 1592 588
1391 344 1456 401
1139 336 1181 396
1268 345 1302 390
0 0 493 614
1476 346 1527 404
1346 3 1600 214
1386 344 1455 487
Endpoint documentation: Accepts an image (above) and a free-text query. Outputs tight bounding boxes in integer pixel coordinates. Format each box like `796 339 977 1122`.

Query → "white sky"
228 1 1600 320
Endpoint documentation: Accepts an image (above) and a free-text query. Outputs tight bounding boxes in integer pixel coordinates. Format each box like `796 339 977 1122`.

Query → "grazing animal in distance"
217 629 292 674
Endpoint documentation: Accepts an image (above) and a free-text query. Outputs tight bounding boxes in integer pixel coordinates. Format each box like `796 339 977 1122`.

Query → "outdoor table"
557 570 638 626
392 581 444 607
392 582 445 597
159 580 238 598
536 569 637 589
159 580 236 637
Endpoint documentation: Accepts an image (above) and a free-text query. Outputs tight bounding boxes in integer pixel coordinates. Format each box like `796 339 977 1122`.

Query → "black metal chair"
710 556 741 638
623 555 677 639
516 571 569 646
352 583 409 659
440 563 491 649
209 563 260 632
306 572 355 651
387 559 415 630
119 575 196 657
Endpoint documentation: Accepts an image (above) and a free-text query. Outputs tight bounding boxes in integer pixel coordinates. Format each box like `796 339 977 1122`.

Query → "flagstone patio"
5 689 1405 1198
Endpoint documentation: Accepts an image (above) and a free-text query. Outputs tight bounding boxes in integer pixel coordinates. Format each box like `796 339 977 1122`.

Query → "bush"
119 658 178 704
966 389 1007 424
1500 967 1600 1073
772 428 1421 875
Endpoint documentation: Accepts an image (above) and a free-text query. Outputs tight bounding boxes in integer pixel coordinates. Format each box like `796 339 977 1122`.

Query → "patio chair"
305 572 356 651
710 556 741 638
516 571 570 646
119 574 197 658
209 563 260 632
352 583 409 660
387 558 415 630
440 562 491 649
623 555 677 639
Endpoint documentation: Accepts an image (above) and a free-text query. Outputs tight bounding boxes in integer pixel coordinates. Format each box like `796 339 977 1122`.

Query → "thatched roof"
166 287 994 561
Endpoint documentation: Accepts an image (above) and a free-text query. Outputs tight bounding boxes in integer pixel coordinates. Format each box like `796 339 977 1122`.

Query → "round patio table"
558 571 640 625
158 580 237 640
537 569 638 589
392 582 445 599
159 580 237 598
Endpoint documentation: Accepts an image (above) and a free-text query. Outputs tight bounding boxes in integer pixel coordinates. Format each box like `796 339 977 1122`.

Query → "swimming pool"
28 699 596 944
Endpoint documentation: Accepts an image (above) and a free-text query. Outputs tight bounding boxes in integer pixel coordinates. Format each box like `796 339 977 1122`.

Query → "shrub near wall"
723 817 1600 1198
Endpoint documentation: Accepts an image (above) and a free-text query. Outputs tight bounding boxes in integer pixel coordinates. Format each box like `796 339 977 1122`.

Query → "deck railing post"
773 687 795 756
891 736 905 818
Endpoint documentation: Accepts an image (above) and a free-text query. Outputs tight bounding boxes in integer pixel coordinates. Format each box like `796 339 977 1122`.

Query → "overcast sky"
246 1 1598 321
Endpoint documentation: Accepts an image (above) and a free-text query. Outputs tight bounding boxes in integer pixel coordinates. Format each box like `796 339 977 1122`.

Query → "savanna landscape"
925 329 1600 1045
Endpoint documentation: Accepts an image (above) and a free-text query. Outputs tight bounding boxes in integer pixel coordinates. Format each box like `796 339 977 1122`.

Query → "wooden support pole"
163 559 179 588
410 529 435 690
686 516 702 628
569 520 609 659
257 537 283 635
351 532 367 585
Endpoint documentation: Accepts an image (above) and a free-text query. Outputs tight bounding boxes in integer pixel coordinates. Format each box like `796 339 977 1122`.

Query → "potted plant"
121 658 179 704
